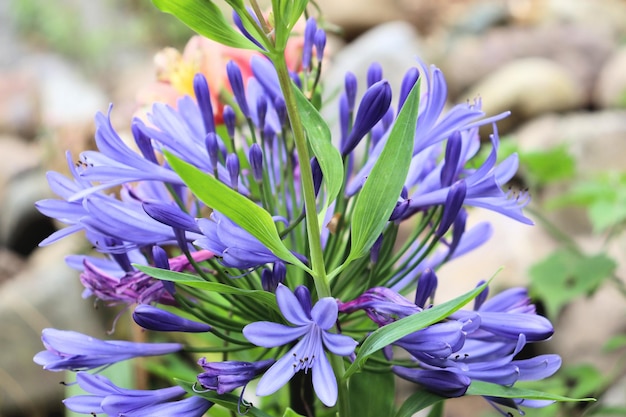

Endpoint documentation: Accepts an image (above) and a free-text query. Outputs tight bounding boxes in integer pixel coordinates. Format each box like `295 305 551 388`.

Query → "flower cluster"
33 4 562 417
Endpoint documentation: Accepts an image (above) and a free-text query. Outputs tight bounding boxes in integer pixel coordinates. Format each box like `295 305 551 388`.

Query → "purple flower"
64 372 212 417
341 80 392 156
197 358 275 394
243 284 357 406
195 211 283 269
392 368 471 397
76 250 213 306
133 305 212 333
33 329 182 372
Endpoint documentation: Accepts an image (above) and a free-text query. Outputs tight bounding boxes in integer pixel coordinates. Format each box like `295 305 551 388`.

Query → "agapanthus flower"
243 284 357 406
73 249 213 306
197 358 275 394
33 329 182 372
133 305 212 333
64 372 212 417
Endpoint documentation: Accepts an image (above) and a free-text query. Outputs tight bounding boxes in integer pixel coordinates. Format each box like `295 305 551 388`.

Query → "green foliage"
348 367 395 417
466 380 594 403
548 172 626 233
165 151 309 272
520 145 576 186
395 391 444 417
530 249 616 319
292 84 344 223
134 266 281 316
152 0 264 51
344 280 488 377
348 80 421 262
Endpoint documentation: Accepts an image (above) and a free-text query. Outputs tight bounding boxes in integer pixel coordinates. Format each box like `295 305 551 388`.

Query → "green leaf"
292 84 344 224
344 279 487 378
135 265 280 314
530 249 616 319
176 379 275 417
603 334 626 352
152 0 262 51
282 408 306 417
164 151 309 272
349 367 395 417
520 145 576 186
395 390 445 417
348 80 420 261
466 380 595 402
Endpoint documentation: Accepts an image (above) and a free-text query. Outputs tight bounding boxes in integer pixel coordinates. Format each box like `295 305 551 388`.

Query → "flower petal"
311 351 337 407
321 332 357 356
243 322 307 347
276 284 311 326
311 297 338 329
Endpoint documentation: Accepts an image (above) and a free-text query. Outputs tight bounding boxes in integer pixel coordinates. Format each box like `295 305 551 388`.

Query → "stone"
513 110 626 235
593 46 626 109
315 0 406 38
0 72 40 140
439 25 615 101
321 21 424 145
464 58 584 133
0 236 105 416
0 167 56 257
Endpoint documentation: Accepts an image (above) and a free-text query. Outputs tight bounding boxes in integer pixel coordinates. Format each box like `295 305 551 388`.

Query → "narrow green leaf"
292 84 344 224
175 379 275 417
344 279 487 378
152 0 263 51
282 408 306 417
349 80 420 260
135 265 280 314
466 380 595 402
164 151 309 272
395 390 445 417
349 367 395 417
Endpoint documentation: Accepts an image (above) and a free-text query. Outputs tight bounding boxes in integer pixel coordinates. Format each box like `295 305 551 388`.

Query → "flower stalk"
271 51 331 300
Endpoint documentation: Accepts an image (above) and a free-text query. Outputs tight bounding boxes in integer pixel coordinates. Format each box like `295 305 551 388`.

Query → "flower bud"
341 80 392 156
248 143 264 182
302 18 317 70
223 105 236 139
133 304 211 333
226 60 249 118
193 73 215 134
398 67 420 110
367 62 383 87
226 153 240 189
314 29 327 63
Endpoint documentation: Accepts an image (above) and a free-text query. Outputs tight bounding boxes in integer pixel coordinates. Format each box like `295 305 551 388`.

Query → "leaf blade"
165 151 309 271
344 279 488 378
152 0 263 51
349 80 421 260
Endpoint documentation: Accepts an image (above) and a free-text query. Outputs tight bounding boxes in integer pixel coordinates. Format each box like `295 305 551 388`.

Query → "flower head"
33 329 182 372
243 284 357 406
64 372 212 417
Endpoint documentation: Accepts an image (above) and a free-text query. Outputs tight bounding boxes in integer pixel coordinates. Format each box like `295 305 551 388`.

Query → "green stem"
272 54 331 299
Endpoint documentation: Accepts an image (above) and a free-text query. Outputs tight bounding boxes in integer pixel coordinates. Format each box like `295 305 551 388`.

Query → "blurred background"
1 0 626 416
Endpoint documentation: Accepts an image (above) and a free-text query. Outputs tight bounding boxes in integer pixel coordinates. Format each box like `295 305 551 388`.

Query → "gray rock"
593 46 626 109
515 110 626 173
0 167 55 257
464 58 584 133
19 53 107 128
0 236 104 416
514 110 626 235
0 72 41 140
439 25 616 101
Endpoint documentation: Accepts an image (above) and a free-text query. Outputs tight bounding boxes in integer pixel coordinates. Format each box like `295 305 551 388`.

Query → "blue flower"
243 284 357 406
197 358 275 394
64 372 212 417
33 329 182 372
133 305 212 333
